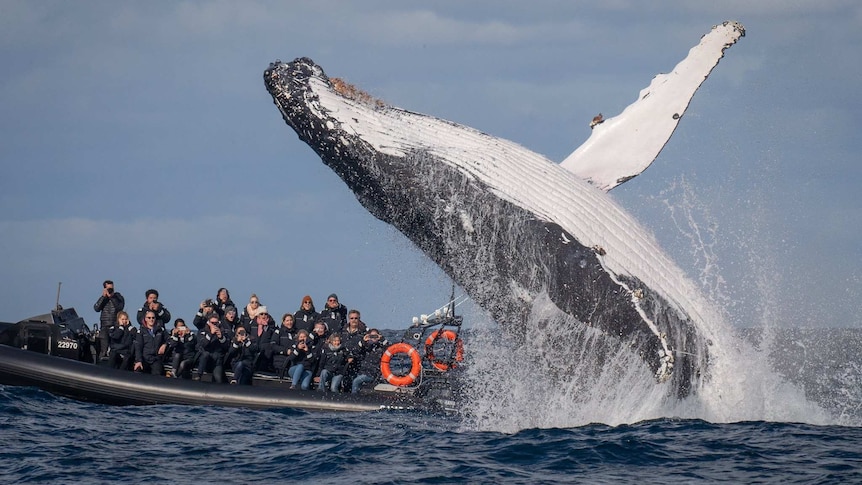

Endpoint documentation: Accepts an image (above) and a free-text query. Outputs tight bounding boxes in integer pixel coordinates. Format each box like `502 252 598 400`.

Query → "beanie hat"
328 293 338 301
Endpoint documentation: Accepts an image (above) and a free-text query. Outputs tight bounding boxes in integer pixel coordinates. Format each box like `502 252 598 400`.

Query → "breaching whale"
264 21 745 397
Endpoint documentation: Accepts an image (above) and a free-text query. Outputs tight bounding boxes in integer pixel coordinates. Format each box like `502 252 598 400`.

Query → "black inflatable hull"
0 345 427 412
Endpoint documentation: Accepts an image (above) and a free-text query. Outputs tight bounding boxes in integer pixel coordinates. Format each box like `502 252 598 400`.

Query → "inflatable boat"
0 305 463 412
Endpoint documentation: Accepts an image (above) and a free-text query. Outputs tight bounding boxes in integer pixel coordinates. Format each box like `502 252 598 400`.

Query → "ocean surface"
1 384 861 484
3 327 862 484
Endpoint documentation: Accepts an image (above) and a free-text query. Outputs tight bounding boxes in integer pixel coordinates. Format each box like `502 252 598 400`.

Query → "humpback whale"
264 21 745 397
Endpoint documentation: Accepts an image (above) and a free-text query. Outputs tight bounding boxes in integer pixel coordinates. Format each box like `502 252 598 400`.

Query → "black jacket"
168 332 197 360
293 308 319 333
94 292 125 328
136 302 171 328
354 337 390 378
318 304 347 334
314 343 349 376
107 323 137 354
226 338 258 368
135 327 165 365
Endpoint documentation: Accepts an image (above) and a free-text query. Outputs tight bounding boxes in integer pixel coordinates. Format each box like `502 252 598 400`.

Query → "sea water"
2 376 861 484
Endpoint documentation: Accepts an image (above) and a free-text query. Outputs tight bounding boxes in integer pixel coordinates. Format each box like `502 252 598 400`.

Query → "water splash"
459 178 845 432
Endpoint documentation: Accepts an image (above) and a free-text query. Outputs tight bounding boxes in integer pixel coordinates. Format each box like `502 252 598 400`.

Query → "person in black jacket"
94 279 125 360
221 305 243 336
287 330 315 389
226 327 257 385
271 314 298 375
167 319 197 379
214 287 235 319
192 299 217 331
107 310 136 371
136 289 171 330
318 293 347 334
350 329 389 393
293 295 318 333
196 313 228 383
247 307 275 371
314 333 349 392
134 310 167 375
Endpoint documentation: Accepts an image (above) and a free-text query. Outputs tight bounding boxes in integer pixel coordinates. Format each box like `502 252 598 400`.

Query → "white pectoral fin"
561 21 745 192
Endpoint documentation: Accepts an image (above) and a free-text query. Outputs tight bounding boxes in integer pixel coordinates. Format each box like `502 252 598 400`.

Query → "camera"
107 288 114 295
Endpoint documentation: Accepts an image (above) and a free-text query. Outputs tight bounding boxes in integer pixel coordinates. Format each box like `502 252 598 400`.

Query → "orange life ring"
424 329 464 371
380 343 422 387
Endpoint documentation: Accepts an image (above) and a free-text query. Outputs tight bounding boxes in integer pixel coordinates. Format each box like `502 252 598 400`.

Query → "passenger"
350 329 390 394
226 327 257 385
192 298 217 331
340 310 366 349
248 307 275 371
308 320 329 348
196 312 228 383
286 330 314 389
340 310 367 387
93 279 125 361
293 295 318 333
168 319 197 379
221 305 243 335
136 289 171 330
318 293 348 334
134 310 167 375
214 287 235 319
314 333 349 393
271 314 298 375
107 310 136 371
239 293 264 327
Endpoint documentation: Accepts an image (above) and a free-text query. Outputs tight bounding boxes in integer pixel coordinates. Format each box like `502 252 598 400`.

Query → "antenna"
55 282 62 311
449 283 456 317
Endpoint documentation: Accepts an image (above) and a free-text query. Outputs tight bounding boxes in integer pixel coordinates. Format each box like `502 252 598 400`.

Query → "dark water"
2 385 861 484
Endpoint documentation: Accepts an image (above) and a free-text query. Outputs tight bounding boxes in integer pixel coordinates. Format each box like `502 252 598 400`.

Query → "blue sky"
1 1 859 329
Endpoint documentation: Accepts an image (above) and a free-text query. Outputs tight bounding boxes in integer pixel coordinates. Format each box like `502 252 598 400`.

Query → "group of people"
93 281 392 393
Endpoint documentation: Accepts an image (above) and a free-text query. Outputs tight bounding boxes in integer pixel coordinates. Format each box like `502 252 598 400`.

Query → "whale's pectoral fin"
560 21 745 192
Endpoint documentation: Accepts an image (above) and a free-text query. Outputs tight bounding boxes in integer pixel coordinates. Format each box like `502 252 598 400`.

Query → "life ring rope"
380 342 422 387
424 329 464 371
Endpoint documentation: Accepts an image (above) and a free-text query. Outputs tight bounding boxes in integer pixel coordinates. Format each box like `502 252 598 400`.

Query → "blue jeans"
318 369 343 392
351 374 375 394
232 360 253 385
289 364 312 390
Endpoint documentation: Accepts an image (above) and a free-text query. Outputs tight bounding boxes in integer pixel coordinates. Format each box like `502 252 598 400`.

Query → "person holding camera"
136 289 171 330
193 298 218 331
196 313 229 383
107 311 137 371
226 327 257 385
287 330 316 389
168 319 197 378
93 279 125 361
